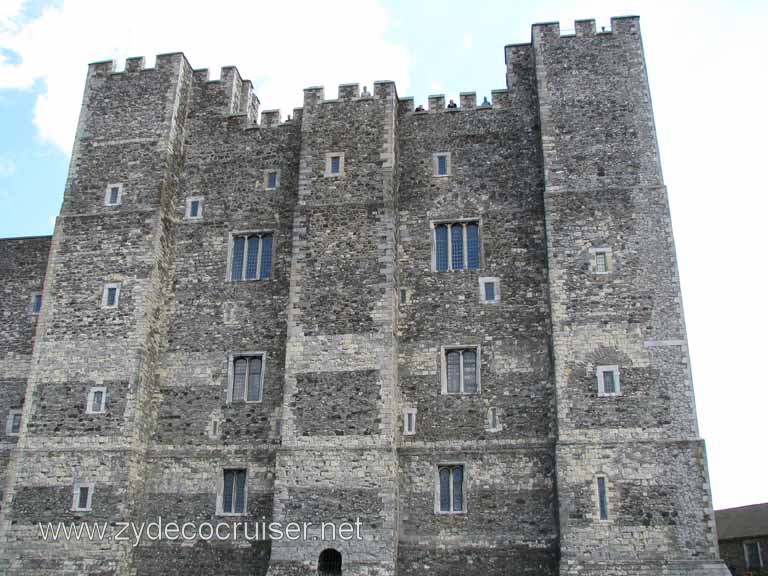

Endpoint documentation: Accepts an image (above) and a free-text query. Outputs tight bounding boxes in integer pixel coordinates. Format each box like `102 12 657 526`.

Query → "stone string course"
0 16 729 576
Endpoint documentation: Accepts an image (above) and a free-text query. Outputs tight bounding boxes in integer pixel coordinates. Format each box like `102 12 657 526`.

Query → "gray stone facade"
0 16 730 576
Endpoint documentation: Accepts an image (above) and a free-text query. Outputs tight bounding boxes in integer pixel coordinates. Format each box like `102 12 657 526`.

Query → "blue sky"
1 0 766 510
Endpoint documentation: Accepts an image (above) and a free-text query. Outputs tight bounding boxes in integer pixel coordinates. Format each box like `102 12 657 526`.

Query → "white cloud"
462 32 473 49
0 0 25 33
0 0 412 152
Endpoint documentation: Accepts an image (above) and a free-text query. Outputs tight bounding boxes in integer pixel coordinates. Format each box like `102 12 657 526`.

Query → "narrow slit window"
102 283 121 308
86 387 106 414
6 410 22 436
399 288 407 305
597 476 609 520
487 407 499 431
105 184 122 206
72 483 93 512
32 293 43 314
433 221 481 272
403 408 416 435
331 156 340 174
437 465 464 513
266 170 279 189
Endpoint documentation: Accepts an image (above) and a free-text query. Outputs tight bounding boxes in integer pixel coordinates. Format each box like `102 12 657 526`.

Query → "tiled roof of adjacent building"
716 503 768 540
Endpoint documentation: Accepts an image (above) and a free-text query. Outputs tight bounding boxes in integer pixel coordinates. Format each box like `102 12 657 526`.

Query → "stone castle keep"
0 16 730 576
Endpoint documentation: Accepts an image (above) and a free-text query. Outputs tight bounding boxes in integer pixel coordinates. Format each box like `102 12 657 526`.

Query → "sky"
1 0 766 510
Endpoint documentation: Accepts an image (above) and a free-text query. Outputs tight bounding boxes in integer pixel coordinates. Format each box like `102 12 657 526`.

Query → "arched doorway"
318 548 342 575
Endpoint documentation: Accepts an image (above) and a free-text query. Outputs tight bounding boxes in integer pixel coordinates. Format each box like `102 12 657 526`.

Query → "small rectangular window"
102 283 121 308
597 476 609 520
486 407 500 432
104 183 122 206
265 170 280 190
399 288 408 305
229 354 265 403
325 153 345 177
185 197 203 220
442 346 480 394
403 407 416 435
437 465 464 514
221 469 247 515
595 252 607 273
229 233 273 281
597 365 621 397
72 482 94 512
6 410 22 436
433 153 451 177
479 277 500 303
433 221 480 272
484 282 495 301
591 247 612 274
31 293 43 315
86 387 106 414
745 541 763 568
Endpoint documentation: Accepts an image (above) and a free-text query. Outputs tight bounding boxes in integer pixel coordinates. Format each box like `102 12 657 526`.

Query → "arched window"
318 548 342 575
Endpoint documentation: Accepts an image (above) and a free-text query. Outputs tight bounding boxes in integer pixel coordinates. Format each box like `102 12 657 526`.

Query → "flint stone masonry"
0 16 729 576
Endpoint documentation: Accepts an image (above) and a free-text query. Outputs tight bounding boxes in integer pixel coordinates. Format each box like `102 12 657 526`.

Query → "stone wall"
533 16 728 576
0 236 50 520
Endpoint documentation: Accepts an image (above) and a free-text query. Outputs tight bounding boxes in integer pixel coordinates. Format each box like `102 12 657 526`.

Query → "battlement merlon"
531 15 640 42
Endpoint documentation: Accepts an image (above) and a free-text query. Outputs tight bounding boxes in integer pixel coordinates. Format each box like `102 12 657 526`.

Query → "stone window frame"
440 345 482 395
104 183 123 207
101 282 121 309
479 276 500 304
71 481 95 512
30 291 43 315
184 196 204 220
217 467 248 517
486 406 501 433
596 365 621 397
324 152 345 177
590 247 613 275
434 463 467 515
86 386 107 415
227 352 267 404
744 541 764 569
264 168 281 190
6 409 22 437
226 230 275 282
595 474 610 522
432 152 451 177
403 407 417 435
430 218 483 272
